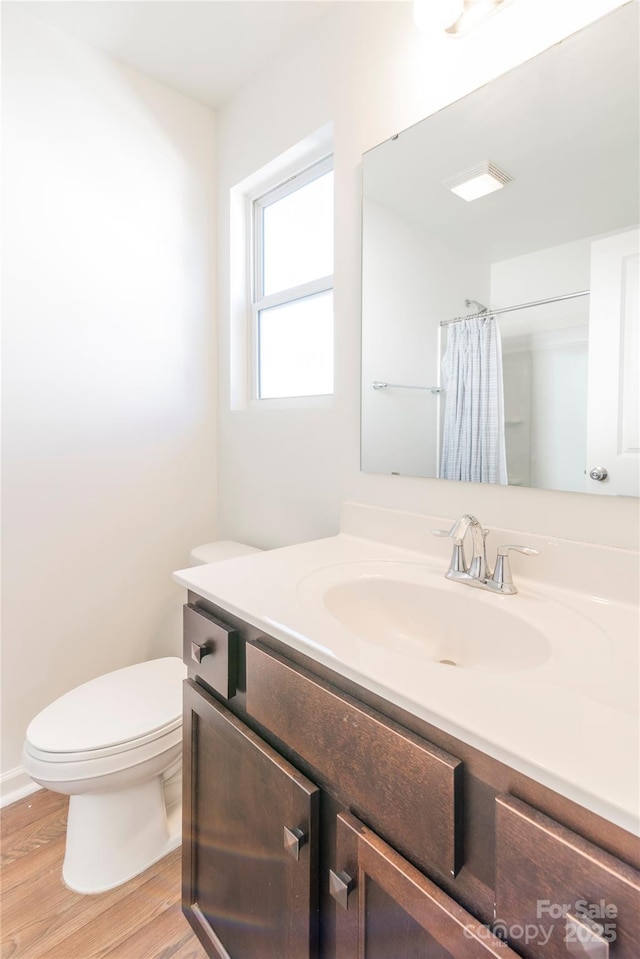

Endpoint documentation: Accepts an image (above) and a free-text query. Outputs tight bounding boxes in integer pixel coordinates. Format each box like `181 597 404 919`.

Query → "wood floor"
1 789 207 959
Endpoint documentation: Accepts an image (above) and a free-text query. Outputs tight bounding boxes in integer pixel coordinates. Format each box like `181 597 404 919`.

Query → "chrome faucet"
432 514 539 595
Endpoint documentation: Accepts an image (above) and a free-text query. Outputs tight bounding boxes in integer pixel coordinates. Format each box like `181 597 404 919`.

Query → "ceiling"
363 3 639 264
20 1 334 109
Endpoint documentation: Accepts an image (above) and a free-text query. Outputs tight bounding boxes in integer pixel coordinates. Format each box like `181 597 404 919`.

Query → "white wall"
1 9 217 785
361 199 487 477
529 337 588 491
491 237 592 330
492 237 592 493
216 0 638 552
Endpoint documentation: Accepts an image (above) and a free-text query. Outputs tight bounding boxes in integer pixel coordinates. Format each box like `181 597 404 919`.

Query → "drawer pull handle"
329 869 353 910
283 826 306 860
191 641 210 664
566 912 610 959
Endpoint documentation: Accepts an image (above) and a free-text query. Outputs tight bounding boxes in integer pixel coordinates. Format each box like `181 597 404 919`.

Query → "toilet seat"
23 722 182 767
26 657 185 760
23 723 182 786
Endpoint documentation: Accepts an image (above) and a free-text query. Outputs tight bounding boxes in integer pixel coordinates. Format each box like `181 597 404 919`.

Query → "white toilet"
22 541 261 894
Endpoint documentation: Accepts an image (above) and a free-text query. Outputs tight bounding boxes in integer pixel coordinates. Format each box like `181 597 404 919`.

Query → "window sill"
246 394 333 412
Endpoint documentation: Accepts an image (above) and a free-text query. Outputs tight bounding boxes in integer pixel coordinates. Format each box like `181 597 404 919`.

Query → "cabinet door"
183 680 319 959
332 811 516 959
496 794 640 959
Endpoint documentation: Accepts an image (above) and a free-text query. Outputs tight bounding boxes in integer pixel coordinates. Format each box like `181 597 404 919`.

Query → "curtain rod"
440 289 590 326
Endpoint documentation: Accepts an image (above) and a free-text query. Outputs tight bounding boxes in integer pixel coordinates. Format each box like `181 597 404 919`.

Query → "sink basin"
322 577 550 671
297 560 609 674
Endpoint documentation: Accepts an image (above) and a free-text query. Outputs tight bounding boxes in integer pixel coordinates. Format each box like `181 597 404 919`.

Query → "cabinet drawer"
246 642 462 878
183 604 238 699
495 794 640 959
334 810 515 959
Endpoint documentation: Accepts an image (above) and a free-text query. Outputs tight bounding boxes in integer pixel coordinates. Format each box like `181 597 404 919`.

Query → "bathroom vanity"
176 506 640 959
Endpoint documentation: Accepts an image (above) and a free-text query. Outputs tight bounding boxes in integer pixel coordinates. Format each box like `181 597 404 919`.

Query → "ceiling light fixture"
413 0 463 32
413 0 513 36
442 161 512 201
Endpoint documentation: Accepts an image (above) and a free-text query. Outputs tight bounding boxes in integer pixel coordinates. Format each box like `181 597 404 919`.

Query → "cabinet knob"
283 826 306 860
565 912 610 959
329 869 354 910
191 641 210 664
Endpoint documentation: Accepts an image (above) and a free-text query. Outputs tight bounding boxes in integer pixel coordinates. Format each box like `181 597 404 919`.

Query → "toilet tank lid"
26 658 186 754
189 540 262 565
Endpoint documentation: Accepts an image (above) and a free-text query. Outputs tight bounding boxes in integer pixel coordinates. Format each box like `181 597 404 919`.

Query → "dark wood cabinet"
245 642 463 880
495 795 640 959
183 604 239 700
183 679 319 959
333 810 516 959
182 597 640 959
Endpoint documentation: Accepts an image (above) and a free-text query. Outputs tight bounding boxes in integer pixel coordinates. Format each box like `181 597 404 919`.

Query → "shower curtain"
439 315 508 484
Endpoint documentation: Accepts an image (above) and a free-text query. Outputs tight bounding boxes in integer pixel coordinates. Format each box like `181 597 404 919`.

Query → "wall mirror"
361 3 639 496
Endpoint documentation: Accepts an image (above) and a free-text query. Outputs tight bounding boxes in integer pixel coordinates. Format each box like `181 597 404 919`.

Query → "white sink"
321 577 551 671
297 560 609 675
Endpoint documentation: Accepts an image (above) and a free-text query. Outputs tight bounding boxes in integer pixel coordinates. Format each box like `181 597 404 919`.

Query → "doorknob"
589 466 608 482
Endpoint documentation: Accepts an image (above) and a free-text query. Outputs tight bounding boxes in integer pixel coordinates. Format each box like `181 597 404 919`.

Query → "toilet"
22 540 261 894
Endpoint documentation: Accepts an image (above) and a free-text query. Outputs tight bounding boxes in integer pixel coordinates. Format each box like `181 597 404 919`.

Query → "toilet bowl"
22 540 261 894
23 657 185 893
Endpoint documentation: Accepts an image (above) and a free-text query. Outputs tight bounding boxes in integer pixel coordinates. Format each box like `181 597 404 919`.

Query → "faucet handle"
490 544 540 593
496 545 539 558
432 527 456 540
431 528 467 573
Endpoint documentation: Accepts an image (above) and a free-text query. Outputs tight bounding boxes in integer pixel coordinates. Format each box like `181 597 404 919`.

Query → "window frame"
251 154 334 401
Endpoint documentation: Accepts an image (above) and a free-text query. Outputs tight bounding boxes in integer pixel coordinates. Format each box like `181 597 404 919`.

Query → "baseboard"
0 766 41 808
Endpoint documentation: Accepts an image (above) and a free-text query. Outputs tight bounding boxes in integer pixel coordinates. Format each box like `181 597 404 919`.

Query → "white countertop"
174 520 639 835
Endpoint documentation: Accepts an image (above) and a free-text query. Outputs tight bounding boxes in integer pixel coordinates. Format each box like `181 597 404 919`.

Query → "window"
252 157 333 399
